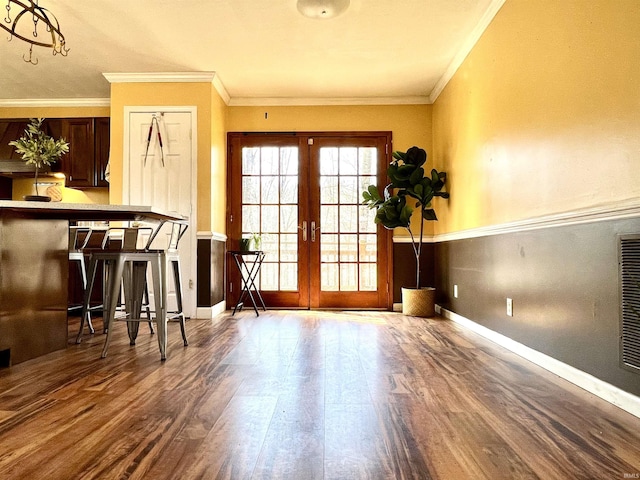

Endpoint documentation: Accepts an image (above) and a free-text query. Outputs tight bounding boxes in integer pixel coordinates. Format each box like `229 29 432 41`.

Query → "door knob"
298 221 307 242
311 221 321 242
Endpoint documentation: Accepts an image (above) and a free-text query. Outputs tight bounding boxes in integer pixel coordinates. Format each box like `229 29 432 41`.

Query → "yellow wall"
109 82 218 231
228 104 433 236
228 104 431 154
210 91 228 234
12 176 109 204
432 0 640 234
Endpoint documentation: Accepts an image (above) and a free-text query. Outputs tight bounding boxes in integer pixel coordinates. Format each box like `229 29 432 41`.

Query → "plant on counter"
9 118 69 200
362 145 449 290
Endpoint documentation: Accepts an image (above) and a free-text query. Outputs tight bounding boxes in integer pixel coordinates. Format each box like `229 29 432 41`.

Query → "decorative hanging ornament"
143 113 168 167
1 0 69 64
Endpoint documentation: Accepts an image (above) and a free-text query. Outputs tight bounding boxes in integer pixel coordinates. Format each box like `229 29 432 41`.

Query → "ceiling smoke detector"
296 0 350 19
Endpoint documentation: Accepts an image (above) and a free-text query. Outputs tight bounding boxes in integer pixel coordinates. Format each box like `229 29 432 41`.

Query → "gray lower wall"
393 243 435 302
431 216 640 397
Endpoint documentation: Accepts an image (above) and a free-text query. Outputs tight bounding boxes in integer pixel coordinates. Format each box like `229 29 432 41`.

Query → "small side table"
229 250 267 316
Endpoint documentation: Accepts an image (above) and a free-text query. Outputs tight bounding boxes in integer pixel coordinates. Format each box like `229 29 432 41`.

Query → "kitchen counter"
0 200 185 222
0 201 186 366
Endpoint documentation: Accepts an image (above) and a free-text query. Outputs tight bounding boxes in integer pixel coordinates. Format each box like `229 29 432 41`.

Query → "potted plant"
250 232 262 251
239 237 252 251
9 118 69 202
362 146 449 317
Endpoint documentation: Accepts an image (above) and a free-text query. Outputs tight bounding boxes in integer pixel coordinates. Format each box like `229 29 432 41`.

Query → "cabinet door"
62 118 95 187
94 118 110 187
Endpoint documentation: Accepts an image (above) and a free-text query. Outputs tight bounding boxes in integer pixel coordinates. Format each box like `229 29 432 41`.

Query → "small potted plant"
362 146 449 317
9 118 69 201
250 232 262 251
239 237 252 251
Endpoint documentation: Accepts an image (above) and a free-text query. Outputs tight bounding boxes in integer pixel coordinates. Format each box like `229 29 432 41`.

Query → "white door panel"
124 109 196 318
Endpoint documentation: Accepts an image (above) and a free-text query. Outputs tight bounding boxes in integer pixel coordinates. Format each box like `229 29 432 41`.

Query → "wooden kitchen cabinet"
62 118 93 187
46 117 110 188
95 117 110 187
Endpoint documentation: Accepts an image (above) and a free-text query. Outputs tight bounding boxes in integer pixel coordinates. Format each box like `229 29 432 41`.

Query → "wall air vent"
619 235 640 373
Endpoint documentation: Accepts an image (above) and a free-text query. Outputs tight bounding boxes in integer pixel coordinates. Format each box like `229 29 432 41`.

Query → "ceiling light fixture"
1 0 68 65
296 0 350 20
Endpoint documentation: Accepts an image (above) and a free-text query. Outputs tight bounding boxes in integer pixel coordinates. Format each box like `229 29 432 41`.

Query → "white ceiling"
0 0 504 105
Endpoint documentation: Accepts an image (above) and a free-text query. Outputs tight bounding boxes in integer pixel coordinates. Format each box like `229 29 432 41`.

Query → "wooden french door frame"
308 135 392 309
227 134 308 309
227 131 393 310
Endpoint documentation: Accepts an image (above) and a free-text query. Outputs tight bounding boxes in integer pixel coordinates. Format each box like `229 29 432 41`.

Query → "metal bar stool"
79 221 188 360
69 226 94 334
104 226 155 334
76 226 154 342
82 248 168 359
136 221 189 345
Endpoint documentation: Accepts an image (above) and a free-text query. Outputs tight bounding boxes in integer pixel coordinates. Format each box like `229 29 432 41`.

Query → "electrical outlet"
506 298 513 316
453 284 458 298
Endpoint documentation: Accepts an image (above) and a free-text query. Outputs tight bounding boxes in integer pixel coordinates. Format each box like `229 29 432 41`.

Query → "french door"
227 132 392 310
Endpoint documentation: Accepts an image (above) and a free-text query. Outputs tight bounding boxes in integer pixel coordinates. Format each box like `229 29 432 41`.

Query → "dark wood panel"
0 311 639 478
0 176 11 200
196 238 211 307
0 214 68 365
94 117 110 187
211 239 225 305
197 236 226 308
63 118 94 187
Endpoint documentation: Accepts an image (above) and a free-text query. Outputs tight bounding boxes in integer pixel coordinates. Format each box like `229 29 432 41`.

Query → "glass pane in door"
319 146 377 292
241 146 299 291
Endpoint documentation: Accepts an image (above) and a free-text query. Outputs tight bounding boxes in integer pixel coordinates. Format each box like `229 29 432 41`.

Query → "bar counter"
0 201 186 366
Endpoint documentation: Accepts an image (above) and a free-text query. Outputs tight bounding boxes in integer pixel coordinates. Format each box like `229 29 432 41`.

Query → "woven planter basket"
401 287 436 317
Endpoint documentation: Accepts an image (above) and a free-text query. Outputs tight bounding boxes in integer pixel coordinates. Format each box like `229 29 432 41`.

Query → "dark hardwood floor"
0 311 639 479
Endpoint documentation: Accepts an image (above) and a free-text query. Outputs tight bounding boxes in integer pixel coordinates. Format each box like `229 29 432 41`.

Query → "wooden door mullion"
298 137 312 308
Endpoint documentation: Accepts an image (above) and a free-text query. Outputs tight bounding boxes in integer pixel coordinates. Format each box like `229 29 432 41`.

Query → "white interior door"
124 108 196 318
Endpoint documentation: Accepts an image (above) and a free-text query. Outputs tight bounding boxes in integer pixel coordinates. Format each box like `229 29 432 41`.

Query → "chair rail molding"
392 198 640 244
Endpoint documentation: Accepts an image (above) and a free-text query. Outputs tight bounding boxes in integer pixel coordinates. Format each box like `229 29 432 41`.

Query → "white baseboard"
436 305 640 419
196 300 226 319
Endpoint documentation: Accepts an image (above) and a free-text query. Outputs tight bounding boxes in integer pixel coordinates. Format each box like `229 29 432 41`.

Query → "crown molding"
103 72 218 84
103 71 231 105
0 98 110 108
211 75 231 105
228 95 431 107
428 0 507 103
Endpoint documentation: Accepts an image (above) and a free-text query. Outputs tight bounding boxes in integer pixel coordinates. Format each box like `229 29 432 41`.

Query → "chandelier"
1 0 68 64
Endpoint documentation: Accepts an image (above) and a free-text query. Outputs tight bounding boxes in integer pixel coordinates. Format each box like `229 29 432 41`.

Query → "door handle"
298 221 307 242
311 221 321 242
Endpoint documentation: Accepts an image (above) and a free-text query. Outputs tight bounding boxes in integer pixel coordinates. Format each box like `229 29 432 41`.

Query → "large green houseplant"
362 146 449 316
9 118 69 201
